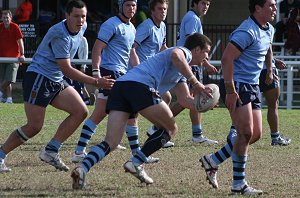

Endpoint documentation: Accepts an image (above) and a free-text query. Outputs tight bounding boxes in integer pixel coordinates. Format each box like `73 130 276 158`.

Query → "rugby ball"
194 83 220 112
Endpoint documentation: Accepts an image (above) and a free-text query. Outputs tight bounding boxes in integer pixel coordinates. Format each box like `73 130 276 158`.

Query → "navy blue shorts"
188 66 203 88
191 65 203 82
64 76 84 98
259 68 279 93
99 67 126 97
219 79 261 110
106 81 162 118
23 72 69 107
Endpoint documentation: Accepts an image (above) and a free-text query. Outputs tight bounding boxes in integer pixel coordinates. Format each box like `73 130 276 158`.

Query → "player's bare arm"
221 42 241 112
173 82 196 110
202 59 218 74
265 47 274 85
58 59 114 89
170 48 211 97
129 42 140 67
91 39 105 75
90 39 115 89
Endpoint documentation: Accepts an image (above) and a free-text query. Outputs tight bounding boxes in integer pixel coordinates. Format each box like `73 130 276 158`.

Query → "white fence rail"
210 59 300 110
1 57 300 109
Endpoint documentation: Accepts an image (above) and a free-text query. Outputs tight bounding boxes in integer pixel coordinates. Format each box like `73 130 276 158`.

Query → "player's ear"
65 12 70 20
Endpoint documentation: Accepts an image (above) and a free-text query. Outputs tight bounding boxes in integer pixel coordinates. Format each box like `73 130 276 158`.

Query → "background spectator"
274 0 300 47
0 10 25 104
284 7 300 54
14 0 32 23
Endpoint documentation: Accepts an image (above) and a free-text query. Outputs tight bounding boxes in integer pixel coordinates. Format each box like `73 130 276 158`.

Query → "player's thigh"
230 103 253 135
264 87 280 109
51 86 88 116
139 102 177 133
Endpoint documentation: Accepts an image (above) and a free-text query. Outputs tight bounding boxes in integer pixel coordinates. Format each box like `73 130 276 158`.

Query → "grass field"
0 102 299 197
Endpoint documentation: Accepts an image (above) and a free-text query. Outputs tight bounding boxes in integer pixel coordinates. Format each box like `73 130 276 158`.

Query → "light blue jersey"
98 16 136 74
177 10 203 46
230 16 274 84
118 47 191 93
27 20 87 82
135 18 166 63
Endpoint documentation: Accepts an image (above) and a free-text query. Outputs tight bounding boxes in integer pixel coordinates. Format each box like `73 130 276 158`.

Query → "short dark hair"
248 0 267 14
149 0 169 11
65 0 86 14
191 0 211 8
184 33 212 50
1 10 12 18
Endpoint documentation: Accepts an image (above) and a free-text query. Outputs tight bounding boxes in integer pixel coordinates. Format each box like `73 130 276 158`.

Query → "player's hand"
96 75 115 89
275 59 286 70
205 63 218 75
265 70 273 85
225 92 241 113
192 83 213 98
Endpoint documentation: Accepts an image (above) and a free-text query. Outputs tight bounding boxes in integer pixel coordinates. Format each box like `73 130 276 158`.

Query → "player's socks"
0 149 6 160
271 131 280 139
232 153 247 187
81 141 110 173
45 138 62 153
132 149 148 166
211 126 237 165
125 125 139 154
192 124 202 138
75 118 97 154
141 129 171 157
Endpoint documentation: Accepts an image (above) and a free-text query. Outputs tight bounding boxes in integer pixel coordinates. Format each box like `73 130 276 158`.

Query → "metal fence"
1 57 299 109
209 59 300 110
11 22 300 109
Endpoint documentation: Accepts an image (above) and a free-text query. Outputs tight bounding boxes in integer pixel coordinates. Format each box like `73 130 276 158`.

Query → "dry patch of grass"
0 104 299 197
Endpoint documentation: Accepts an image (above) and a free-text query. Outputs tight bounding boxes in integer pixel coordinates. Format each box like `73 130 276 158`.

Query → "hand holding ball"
194 83 220 112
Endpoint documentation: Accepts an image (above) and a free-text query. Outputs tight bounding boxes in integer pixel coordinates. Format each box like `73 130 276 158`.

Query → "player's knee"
82 107 89 119
267 103 278 112
74 105 89 120
240 130 252 142
25 123 43 134
250 131 262 144
162 91 172 104
168 123 178 136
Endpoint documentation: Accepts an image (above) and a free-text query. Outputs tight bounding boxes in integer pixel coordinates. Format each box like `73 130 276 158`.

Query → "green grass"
0 103 299 197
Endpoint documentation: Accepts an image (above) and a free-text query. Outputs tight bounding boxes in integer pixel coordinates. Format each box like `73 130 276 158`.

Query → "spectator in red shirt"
0 10 25 104
14 0 33 23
